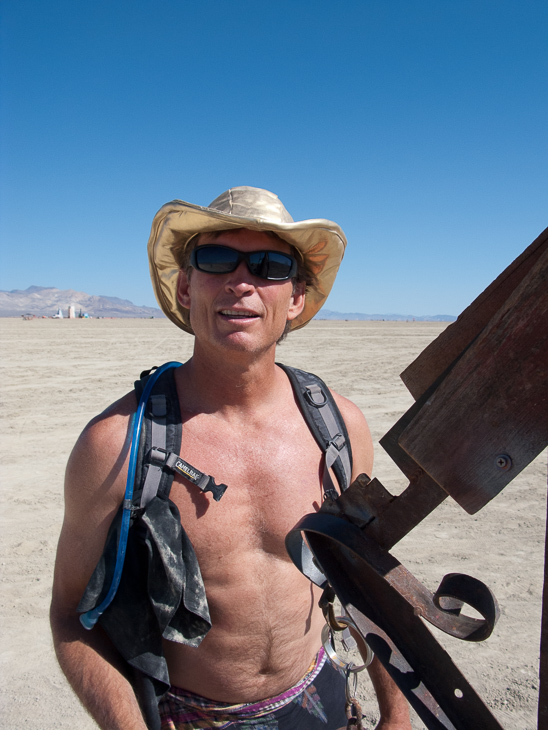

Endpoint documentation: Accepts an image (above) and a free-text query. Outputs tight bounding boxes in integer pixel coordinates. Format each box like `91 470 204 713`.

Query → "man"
51 187 411 729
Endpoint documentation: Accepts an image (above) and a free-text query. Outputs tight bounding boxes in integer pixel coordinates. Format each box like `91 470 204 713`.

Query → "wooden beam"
401 227 548 401
397 242 548 514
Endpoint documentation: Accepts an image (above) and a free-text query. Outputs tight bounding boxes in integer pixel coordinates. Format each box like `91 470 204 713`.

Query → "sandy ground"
0 317 546 729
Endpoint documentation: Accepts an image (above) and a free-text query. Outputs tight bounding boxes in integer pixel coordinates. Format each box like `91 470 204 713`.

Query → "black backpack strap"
134 365 183 508
134 366 228 507
278 363 353 495
279 363 354 588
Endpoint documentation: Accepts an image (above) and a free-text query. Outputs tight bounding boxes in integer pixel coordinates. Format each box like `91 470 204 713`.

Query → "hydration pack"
134 362 353 519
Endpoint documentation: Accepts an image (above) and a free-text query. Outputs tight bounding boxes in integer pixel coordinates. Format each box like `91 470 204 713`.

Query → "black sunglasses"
190 244 298 281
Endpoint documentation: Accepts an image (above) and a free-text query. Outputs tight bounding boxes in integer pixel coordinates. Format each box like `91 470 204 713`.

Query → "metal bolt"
495 454 512 471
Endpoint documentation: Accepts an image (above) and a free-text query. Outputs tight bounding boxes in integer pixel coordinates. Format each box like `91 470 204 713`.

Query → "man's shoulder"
328 388 374 479
279 363 365 433
82 391 137 444
329 389 367 426
68 391 137 484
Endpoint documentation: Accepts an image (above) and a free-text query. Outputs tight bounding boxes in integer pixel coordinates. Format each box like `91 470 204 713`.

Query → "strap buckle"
149 446 169 466
329 433 345 451
304 383 328 407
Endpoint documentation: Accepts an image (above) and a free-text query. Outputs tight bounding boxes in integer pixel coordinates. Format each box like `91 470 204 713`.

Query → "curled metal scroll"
287 512 499 641
286 511 503 730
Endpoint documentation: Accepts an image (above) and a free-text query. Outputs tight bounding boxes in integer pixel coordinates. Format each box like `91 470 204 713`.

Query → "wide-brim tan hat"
147 186 347 334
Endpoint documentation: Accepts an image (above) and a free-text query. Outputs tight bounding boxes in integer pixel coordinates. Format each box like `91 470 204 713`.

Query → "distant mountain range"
0 286 165 319
315 309 456 322
0 286 457 322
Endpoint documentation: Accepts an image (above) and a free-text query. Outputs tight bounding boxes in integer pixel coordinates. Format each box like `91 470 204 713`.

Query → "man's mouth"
219 309 260 319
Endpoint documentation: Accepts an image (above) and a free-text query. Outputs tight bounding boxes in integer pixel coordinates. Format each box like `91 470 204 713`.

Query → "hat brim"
148 200 347 335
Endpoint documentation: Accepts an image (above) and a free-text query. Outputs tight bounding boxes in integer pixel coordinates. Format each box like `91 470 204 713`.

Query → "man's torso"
161 365 329 702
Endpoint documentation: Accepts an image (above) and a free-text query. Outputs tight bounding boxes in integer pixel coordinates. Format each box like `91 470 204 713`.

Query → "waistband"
165 647 327 719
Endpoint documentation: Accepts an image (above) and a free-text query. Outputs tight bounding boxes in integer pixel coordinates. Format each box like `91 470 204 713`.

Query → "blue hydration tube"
80 361 182 630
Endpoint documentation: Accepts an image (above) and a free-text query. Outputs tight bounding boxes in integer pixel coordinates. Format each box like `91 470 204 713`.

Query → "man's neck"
176 344 285 416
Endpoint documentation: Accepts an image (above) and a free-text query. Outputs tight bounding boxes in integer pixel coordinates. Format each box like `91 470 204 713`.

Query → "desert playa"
0 317 545 728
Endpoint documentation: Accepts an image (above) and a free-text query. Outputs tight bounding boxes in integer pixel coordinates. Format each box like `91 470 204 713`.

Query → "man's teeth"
220 310 258 318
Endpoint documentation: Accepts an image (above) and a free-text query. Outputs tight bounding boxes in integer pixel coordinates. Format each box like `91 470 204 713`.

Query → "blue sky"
1 0 546 316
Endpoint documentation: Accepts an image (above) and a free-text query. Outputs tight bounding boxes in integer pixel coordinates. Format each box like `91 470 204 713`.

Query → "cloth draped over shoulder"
77 367 211 699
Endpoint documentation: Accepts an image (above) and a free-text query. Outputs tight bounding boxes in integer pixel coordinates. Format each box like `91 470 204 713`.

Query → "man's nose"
224 261 256 294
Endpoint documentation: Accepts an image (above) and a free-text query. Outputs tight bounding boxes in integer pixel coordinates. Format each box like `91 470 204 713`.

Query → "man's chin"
216 328 284 355
191 319 286 354
222 332 267 352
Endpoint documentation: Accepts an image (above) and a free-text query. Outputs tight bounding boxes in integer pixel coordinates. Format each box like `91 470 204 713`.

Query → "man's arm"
50 394 148 730
50 608 146 729
332 392 412 729
367 658 413 729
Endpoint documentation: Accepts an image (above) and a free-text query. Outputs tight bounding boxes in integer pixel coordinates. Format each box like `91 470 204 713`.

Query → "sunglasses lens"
249 252 295 280
192 246 296 280
193 246 239 273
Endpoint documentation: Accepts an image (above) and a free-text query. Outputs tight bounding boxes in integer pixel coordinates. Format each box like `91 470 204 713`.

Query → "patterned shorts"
158 647 347 729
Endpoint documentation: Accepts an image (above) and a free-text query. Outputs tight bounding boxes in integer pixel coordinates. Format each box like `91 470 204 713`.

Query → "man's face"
176 229 305 355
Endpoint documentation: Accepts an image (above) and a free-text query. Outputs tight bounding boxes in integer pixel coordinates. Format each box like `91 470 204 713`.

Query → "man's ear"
287 281 306 322
176 269 191 308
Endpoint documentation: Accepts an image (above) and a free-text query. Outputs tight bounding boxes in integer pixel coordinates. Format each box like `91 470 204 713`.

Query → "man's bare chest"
167 410 324 562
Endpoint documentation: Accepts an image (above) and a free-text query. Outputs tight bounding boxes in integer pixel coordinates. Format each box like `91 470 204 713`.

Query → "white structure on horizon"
53 308 63 319
68 305 76 319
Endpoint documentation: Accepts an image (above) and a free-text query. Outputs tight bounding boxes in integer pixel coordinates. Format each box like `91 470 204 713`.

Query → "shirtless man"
50 187 411 729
